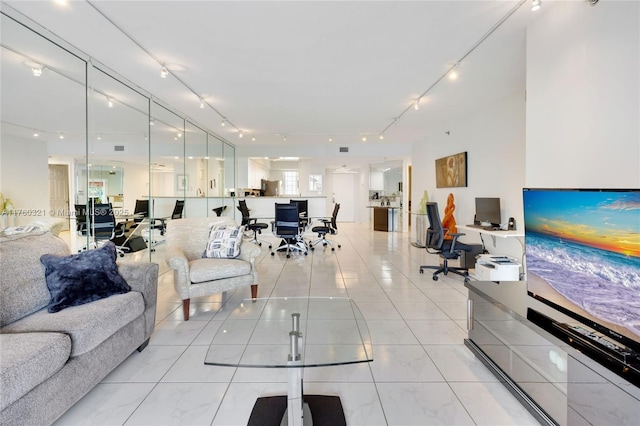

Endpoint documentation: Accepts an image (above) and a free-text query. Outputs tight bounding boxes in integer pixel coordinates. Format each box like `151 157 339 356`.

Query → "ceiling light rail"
86 1 243 136
379 0 527 137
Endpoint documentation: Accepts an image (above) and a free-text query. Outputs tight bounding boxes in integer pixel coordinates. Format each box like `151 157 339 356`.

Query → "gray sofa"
0 231 159 425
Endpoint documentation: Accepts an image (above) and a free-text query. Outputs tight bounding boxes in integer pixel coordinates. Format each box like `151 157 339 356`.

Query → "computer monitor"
475 197 501 227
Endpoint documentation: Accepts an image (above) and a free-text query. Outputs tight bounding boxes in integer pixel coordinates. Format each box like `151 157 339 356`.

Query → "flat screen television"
523 188 640 358
475 197 501 227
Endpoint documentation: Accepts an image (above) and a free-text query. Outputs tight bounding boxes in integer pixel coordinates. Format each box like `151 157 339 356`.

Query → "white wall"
526 0 640 187
412 90 526 258
0 135 49 225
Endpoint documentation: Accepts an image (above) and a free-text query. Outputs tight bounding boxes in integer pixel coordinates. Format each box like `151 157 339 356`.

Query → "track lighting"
221 119 226 127
160 67 168 78
59 133 64 139
329 137 333 142
448 65 459 80
33 132 39 137
238 131 243 138
31 65 43 77
251 137 256 141
107 97 114 108
414 98 421 110
379 134 384 140
362 136 367 142
97 134 102 140
149 117 155 126
531 0 541 11
200 99 205 109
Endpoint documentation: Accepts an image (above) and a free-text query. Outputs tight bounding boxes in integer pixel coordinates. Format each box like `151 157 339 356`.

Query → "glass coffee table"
205 297 373 426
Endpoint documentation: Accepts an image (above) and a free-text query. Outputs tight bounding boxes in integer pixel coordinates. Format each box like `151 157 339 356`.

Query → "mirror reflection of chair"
289 199 309 231
271 203 307 258
212 205 227 217
419 202 470 281
86 203 128 257
238 200 271 248
310 203 341 251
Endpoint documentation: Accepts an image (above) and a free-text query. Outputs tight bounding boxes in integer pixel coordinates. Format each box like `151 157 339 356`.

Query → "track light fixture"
31 65 43 77
362 135 367 142
414 98 421 110
160 67 168 78
221 119 226 127
238 131 243 138
379 134 384 140
149 117 155 126
33 132 39 137
59 133 64 139
107 97 114 108
531 0 541 11
200 99 205 108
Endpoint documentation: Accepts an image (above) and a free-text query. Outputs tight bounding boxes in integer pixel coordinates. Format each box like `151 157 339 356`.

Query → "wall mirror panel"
1 13 86 241
223 142 236 220
369 160 403 204
184 121 207 216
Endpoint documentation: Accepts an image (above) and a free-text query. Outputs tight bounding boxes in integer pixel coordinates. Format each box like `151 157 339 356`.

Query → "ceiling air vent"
339 146 349 153
114 145 124 152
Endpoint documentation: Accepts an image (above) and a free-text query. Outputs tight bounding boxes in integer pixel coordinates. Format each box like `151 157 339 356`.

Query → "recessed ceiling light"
33 132 39 137
362 136 367 142
53 0 68 6
59 133 64 139
379 134 384 140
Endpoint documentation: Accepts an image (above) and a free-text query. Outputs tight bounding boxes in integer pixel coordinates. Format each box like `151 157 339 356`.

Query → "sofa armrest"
117 261 159 340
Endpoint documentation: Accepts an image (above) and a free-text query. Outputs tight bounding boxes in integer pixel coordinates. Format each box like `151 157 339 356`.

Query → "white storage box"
474 256 520 281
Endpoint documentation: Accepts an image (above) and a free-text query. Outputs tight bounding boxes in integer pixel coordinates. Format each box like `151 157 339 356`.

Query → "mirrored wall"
0 10 237 262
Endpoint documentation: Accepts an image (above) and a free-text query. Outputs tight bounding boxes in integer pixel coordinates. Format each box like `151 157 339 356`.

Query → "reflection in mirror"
223 142 236 221
1 13 86 244
151 101 184 224
369 160 403 204
185 121 207 216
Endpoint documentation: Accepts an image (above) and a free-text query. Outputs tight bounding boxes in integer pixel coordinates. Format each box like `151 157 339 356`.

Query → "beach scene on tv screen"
524 190 640 342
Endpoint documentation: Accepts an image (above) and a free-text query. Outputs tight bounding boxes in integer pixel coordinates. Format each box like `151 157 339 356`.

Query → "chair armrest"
238 245 260 262
449 232 466 253
165 245 191 299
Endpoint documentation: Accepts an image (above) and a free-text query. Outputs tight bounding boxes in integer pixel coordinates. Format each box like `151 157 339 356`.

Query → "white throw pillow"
204 224 245 258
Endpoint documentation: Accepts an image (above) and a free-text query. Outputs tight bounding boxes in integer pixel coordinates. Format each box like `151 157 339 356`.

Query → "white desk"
458 224 525 280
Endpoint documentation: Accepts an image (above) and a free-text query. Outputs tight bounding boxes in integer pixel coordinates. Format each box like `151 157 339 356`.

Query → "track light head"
160 67 169 78
531 0 541 11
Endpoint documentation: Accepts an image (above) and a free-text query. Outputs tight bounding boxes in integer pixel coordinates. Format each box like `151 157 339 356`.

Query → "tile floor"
54 223 540 425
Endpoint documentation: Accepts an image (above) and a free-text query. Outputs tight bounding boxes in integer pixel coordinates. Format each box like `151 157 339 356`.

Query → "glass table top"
204 297 373 368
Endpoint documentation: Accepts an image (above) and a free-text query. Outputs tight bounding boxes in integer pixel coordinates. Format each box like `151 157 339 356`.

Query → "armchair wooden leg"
251 284 258 300
183 299 190 321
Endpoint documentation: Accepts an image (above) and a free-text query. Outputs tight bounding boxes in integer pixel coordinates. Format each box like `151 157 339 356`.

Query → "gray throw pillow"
40 242 131 313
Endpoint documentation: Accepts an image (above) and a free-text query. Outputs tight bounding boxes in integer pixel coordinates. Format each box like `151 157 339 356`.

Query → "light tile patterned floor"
54 222 540 425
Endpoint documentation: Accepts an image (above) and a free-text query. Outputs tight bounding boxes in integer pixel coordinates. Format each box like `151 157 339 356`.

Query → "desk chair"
289 199 309 231
212 205 227 217
419 202 470 281
271 203 307 258
310 203 341 251
90 203 128 257
238 200 272 248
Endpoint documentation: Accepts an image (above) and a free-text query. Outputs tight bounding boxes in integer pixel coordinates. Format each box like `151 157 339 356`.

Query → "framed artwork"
177 174 189 191
435 152 467 188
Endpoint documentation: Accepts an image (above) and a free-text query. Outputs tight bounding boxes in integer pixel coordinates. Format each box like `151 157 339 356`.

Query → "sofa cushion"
189 258 252 283
204 224 245 259
0 231 70 327
0 332 71 411
40 242 131 313
1 292 144 357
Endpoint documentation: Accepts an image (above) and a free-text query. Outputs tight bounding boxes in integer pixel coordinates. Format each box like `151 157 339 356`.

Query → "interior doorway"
49 164 70 231
332 173 356 222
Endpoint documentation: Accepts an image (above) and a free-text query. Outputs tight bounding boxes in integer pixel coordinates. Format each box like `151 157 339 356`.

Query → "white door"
332 173 356 222
49 164 70 231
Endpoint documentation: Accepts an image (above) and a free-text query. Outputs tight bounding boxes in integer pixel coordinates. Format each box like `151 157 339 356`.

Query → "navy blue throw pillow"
40 241 131 313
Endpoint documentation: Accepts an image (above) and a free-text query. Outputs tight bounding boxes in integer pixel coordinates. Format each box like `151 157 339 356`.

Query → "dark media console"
528 308 640 387
465 280 640 426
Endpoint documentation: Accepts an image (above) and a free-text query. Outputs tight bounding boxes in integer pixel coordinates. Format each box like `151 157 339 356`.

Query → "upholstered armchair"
165 217 260 320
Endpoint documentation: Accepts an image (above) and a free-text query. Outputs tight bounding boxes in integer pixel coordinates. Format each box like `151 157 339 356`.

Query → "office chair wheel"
310 246 315 251
338 244 341 248
271 252 275 256
304 252 308 255
432 276 439 281
331 247 335 251
286 254 291 258
419 268 424 274
258 242 262 246
323 242 327 246
268 244 272 249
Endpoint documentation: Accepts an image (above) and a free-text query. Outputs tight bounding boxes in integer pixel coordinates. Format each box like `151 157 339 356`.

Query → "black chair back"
274 203 299 238
330 203 340 231
133 199 149 223
91 203 116 241
75 204 90 235
425 202 445 250
238 200 251 225
172 200 185 219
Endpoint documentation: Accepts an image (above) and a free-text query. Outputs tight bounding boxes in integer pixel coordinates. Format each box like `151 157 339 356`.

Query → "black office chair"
271 203 307 258
310 203 341 251
419 202 470 281
90 203 128 257
75 204 90 236
290 199 309 232
154 199 185 236
238 200 271 248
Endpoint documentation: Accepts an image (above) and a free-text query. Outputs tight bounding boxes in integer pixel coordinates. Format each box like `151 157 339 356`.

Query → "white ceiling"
1 0 540 162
